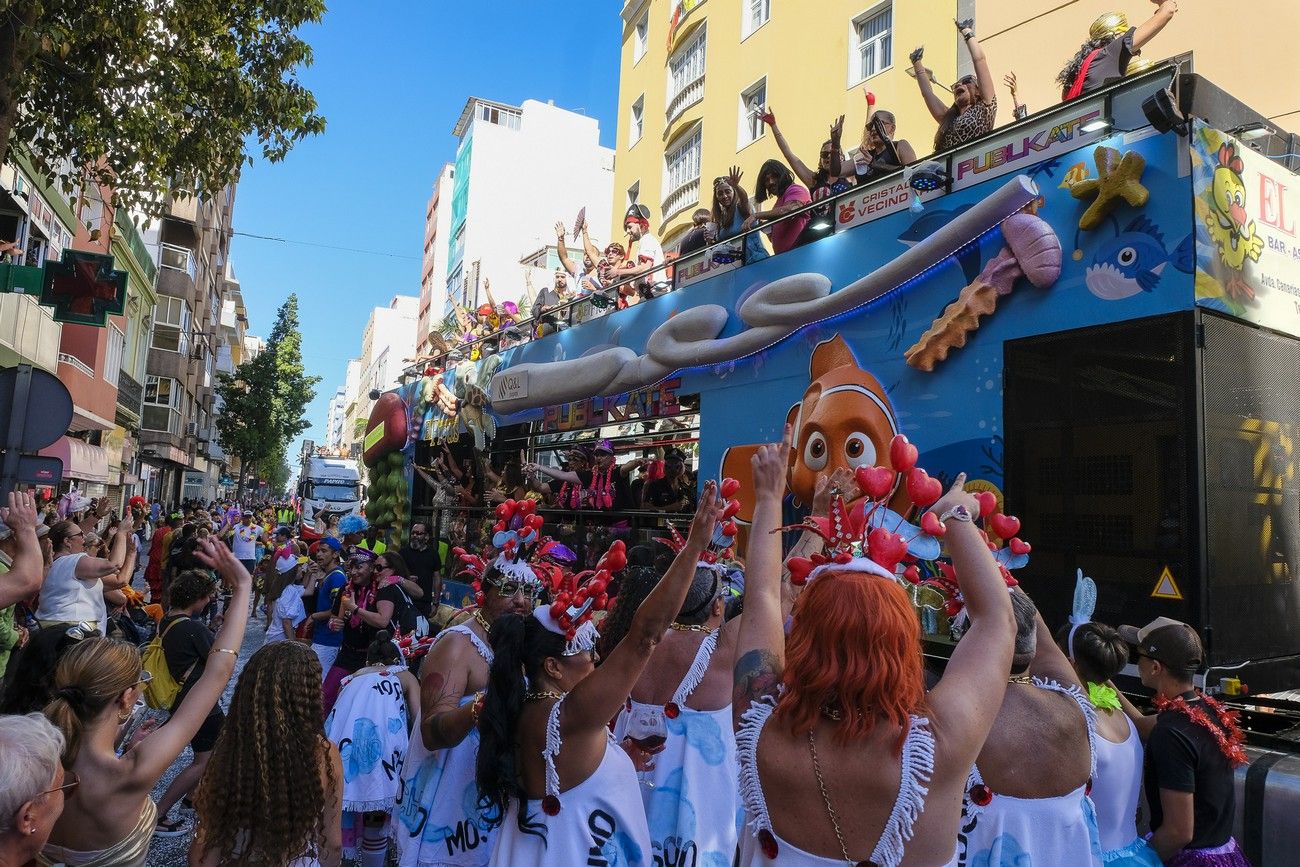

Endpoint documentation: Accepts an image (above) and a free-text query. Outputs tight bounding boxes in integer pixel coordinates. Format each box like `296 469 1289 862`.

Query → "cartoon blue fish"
1085 216 1194 300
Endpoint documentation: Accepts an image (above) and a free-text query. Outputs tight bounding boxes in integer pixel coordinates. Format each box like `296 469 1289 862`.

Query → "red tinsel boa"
1153 690 1248 767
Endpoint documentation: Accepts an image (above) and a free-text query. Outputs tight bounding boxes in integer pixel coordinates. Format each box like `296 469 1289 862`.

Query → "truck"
297 455 363 533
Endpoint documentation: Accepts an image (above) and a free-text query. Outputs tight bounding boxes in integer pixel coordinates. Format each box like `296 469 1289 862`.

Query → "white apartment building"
344 296 418 463
444 97 615 316
323 386 346 453
418 163 454 354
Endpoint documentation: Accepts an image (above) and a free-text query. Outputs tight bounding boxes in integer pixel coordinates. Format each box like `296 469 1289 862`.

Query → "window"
629 96 645 147
633 13 649 63
143 375 182 433
627 181 641 209
743 0 771 38
851 4 893 83
476 103 521 130
151 296 191 354
105 324 124 386
738 78 767 148
665 127 702 194
667 27 707 109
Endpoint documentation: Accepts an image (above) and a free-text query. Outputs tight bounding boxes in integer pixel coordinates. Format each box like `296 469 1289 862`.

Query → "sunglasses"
952 75 975 90
64 622 101 642
41 769 80 798
488 579 540 600
133 669 153 688
562 648 599 663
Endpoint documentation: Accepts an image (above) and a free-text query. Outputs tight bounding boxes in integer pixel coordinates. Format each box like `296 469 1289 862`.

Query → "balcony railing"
57 352 94 378
666 73 705 125
661 177 701 222
159 243 197 280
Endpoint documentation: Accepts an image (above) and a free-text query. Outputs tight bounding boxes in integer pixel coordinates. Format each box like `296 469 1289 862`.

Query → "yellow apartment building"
612 0 1299 248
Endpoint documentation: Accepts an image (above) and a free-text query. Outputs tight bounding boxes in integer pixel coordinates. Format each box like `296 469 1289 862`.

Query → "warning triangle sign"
1151 567 1183 600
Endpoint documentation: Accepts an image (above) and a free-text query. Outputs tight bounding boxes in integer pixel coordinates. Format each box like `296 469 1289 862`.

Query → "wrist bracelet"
210 647 238 658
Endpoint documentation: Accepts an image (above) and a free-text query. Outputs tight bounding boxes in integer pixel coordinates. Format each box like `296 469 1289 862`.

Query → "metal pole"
0 364 33 498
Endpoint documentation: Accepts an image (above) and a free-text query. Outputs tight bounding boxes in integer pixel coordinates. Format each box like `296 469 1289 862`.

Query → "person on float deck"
948 587 1101 867
392 540 541 866
911 17 998 153
1054 571 1161 867
476 483 724 866
1058 2 1180 101
1115 618 1249 867
733 428 1015 867
614 522 744 866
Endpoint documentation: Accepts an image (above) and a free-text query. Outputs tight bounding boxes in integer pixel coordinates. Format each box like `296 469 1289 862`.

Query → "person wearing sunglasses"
0 713 73 867
40 536 252 862
393 552 542 867
322 549 401 712
911 17 998 153
36 514 138 636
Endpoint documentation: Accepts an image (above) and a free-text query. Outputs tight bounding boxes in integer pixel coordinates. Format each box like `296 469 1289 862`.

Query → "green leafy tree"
216 294 319 496
0 1 326 214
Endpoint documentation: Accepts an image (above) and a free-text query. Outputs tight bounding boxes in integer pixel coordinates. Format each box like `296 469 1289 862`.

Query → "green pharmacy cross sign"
0 250 128 327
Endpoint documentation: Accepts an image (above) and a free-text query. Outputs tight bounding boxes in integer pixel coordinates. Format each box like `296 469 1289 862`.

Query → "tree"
0 1 326 215
215 294 319 497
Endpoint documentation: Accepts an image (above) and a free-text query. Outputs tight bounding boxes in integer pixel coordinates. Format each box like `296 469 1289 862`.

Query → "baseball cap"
241 510 253 517
320 536 343 552
1119 617 1204 674
275 554 298 574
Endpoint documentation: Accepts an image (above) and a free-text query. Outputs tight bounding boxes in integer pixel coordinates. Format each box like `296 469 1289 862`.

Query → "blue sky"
230 1 622 467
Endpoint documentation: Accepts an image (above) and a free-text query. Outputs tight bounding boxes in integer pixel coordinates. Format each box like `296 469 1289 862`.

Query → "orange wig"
776 569 926 750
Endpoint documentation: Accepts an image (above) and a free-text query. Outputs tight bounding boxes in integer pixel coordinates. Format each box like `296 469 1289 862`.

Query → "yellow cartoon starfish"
1070 146 1149 231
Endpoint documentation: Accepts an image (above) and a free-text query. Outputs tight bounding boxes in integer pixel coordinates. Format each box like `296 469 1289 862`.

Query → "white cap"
275 554 298 574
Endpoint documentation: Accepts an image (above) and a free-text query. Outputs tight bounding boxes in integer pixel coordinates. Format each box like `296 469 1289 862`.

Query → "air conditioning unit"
186 422 199 436
197 427 211 443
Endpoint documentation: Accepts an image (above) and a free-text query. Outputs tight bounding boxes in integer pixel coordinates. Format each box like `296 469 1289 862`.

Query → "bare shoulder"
733 648 782 709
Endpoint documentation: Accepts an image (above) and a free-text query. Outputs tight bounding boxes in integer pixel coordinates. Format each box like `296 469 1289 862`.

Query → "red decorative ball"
541 795 561 816
664 702 680 719
969 783 993 806
758 829 779 859
550 601 566 619
720 477 742 499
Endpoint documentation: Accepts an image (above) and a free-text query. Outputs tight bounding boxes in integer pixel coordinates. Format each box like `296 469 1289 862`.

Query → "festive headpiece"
452 499 576 605
1066 568 1097 661
1089 12 1128 41
624 203 651 230
339 514 368 536
593 439 614 455
476 303 494 319
536 538 627 650
128 496 148 512
656 477 742 573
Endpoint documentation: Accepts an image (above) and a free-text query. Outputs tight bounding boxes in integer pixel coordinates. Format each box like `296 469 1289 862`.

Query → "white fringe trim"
670 629 719 707
342 795 397 813
735 694 778 837
543 697 564 799
1031 676 1098 780
871 715 935 867
441 623 493 665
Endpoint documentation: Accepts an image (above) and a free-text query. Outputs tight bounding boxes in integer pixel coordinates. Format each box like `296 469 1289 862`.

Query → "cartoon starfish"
1070 146 1149 231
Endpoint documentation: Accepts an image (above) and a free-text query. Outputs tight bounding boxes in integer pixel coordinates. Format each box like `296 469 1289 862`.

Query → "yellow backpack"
140 618 187 710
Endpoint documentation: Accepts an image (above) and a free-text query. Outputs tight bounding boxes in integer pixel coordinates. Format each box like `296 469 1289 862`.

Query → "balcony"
662 177 701 222
666 73 704 126
157 244 197 299
166 192 199 224
116 371 144 418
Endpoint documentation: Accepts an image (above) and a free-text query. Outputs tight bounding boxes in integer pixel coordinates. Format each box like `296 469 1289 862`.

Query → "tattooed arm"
732 427 792 730
418 635 481 751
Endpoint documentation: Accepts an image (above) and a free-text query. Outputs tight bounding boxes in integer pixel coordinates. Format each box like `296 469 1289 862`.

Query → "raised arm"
98 518 135 590
128 537 250 787
910 46 949 122
523 460 580 486
1026 608 1082 687
827 115 845 178
579 220 602 266
0 491 43 608
565 481 721 730
1133 0 1178 50
761 108 817 189
957 19 996 107
732 430 791 728
554 222 578 277
727 166 753 220
923 475 1016 758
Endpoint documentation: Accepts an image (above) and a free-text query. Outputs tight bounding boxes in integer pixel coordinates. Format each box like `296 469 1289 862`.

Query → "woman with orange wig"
732 427 1016 866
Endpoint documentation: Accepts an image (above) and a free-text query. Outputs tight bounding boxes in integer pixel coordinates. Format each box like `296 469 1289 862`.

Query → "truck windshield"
306 480 359 502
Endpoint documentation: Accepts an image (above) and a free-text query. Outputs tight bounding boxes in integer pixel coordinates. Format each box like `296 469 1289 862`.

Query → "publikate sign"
951 102 1106 190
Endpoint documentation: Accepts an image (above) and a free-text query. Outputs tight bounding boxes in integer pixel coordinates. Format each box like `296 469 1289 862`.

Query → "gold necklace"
669 623 711 633
524 690 566 702
472 609 492 632
1009 673 1034 685
807 730 859 865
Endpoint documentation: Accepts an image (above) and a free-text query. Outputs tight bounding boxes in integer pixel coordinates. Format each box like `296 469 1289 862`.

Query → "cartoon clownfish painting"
721 334 908 526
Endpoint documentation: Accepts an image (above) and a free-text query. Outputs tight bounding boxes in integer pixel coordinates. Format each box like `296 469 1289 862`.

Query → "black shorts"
191 707 224 753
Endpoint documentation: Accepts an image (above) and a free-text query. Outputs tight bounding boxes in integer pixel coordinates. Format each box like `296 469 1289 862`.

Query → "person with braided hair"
39 536 252 865
189 640 343 867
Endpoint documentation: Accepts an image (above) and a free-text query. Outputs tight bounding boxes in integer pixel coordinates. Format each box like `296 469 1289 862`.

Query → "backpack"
387 582 420 637
139 618 188 710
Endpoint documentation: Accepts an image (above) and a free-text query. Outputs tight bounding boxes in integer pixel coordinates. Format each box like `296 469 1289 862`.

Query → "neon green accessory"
1087 681 1122 711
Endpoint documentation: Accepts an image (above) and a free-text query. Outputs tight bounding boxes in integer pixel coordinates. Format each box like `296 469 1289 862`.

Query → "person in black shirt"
399 522 442 616
643 448 697 513
1057 3 1179 101
154 569 223 835
322 548 405 712
1117 617 1249 866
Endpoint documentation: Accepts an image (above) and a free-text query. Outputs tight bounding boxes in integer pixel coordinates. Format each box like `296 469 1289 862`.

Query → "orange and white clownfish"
721 334 908 527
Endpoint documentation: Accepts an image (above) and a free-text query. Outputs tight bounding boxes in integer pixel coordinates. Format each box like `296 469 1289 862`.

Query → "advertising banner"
1191 121 1300 338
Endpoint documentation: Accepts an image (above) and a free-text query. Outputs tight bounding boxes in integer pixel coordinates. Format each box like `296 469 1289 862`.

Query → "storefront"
37 435 112 499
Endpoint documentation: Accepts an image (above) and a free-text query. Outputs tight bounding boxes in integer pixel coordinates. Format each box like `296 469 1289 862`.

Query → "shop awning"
38 436 110 484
